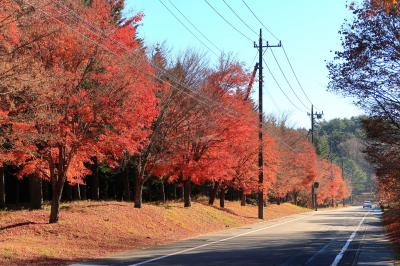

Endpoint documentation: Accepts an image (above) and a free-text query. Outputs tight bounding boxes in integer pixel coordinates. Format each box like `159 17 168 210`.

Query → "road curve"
73 206 396 266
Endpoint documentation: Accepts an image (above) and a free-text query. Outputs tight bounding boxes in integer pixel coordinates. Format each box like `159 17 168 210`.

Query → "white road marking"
330 210 370 266
129 212 316 266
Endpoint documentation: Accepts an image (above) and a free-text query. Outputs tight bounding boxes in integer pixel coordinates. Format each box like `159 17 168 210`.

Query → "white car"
363 200 372 208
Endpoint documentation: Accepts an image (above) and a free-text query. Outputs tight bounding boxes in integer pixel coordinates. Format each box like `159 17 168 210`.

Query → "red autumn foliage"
316 160 350 205
1 0 159 222
0 0 352 223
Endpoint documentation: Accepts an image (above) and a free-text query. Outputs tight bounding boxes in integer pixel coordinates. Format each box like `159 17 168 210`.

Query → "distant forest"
314 116 375 196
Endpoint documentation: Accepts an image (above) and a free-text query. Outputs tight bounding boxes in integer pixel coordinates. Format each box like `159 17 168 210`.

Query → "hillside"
0 200 309 266
314 116 375 196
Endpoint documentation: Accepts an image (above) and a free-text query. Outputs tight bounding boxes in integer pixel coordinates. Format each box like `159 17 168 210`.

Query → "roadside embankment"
0 200 309 266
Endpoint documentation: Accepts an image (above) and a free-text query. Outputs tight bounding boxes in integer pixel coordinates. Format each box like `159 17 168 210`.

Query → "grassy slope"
0 200 309 266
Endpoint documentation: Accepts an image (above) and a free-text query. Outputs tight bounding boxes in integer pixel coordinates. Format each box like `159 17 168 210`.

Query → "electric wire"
269 49 309 111
63 1 306 150
241 0 316 110
162 1 318 132
203 0 253 42
166 0 223 54
281 45 315 107
250 50 258 66
265 90 282 113
263 58 306 113
162 0 310 120
22 0 232 115
159 1 303 123
51 0 232 114
18 0 304 152
158 0 219 57
241 0 279 41
221 0 258 37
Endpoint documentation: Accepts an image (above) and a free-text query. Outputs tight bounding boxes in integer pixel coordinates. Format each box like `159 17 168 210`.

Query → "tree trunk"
293 193 298 206
134 177 143 208
123 167 130 201
277 198 281 205
15 179 20 205
64 181 72 201
0 166 5 209
219 187 225 208
92 158 100 200
241 191 246 206
80 184 87 200
73 184 81 200
208 182 219 205
29 176 42 209
160 178 166 203
173 183 177 199
42 181 49 201
183 178 191 208
49 175 65 223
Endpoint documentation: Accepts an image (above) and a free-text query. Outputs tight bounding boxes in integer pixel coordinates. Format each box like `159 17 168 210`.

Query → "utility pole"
308 104 323 211
309 104 323 145
341 160 345 206
311 182 315 210
341 160 344 177
311 104 314 144
254 29 281 219
329 139 335 207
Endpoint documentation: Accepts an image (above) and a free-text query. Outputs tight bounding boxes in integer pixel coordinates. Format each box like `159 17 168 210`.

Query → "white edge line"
130 212 315 266
330 210 370 266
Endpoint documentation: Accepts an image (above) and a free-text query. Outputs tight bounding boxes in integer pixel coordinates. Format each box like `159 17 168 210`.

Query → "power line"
221 0 258 37
281 45 314 107
24 0 281 144
158 0 219 57
51 0 279 125
241 0 279 41
265 90 282 113
27 0 231 115
269 49 309 111
250 50 259 66
163 0 315 125
275 136 299 153
256 47 282 113
20 0 304 155
166 0 222 54
61 2 306 152
52 0 233 114
203 0 253 42
240 0 316 109
263 58 306 113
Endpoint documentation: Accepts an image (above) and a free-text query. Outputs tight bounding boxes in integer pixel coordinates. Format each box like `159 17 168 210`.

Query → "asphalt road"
74 206 396 266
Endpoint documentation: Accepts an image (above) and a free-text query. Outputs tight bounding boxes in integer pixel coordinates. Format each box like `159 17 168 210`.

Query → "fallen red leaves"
0 200 309 266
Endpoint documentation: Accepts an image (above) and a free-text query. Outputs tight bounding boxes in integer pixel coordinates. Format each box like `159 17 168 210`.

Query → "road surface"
74 206 396 266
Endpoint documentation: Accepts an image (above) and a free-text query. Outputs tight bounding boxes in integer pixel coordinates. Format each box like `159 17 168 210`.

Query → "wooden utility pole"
254 29 281 219
309 104 323 211
309 104 323 145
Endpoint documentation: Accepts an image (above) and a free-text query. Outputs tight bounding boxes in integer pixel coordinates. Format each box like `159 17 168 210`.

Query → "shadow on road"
71 209 395 266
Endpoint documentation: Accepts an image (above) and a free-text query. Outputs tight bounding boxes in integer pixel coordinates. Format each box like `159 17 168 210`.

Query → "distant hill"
314 116 375 196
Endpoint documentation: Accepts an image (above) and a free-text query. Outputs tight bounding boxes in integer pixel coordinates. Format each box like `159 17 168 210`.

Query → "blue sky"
123 0 363 129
